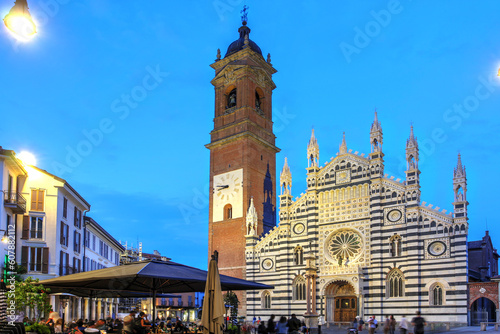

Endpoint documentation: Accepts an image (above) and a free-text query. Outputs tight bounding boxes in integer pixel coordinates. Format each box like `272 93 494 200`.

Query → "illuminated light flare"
17 151 36 166
3 0 37 42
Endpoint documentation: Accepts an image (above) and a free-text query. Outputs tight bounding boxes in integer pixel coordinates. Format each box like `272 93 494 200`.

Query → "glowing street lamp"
3 0 36 42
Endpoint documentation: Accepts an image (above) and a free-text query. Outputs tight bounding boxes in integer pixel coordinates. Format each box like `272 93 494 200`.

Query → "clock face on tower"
212 168 243 222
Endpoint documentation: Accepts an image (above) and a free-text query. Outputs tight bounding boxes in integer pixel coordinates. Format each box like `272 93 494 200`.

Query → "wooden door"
334 297 357 322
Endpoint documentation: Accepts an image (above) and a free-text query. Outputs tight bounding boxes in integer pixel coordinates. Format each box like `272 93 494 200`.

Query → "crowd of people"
23 310 196 334
253 314 308 334
352 311 427 334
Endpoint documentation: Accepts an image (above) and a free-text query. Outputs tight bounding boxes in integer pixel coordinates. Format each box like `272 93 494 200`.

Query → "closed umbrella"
202 252 225 334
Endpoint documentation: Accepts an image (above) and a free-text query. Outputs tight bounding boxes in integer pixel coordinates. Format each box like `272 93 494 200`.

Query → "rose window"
327 230 362 264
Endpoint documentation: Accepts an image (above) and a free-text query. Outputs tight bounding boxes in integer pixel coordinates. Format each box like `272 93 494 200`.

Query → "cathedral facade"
208 19 468 324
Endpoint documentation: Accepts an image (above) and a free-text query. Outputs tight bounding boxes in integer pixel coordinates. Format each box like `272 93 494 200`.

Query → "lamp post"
3 0 37 41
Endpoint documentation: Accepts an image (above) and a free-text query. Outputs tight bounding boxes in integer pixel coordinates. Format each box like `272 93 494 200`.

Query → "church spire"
307 129 319 168
453 153 468 221
370 111 383 153
339 132 347 155
280 157 292 196
454 153 466 178
246 197 258 236
405 125 419 170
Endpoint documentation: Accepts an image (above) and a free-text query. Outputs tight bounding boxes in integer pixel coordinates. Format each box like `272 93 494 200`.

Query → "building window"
387 269 405 298
60 251 69 276
29 248 45 272
224 204 232 220
60 222 69 246
430 283 444 306
293 276 306 301
30 216 43 239
262 291 271 309
74 231 81 253
294 246 304 265
31 189 44 211
92 235 96 250
390 235 402 257
85 231 90 247
227 88 237 108
21 247 49 273
73 257 81 274
74 208 82 228
63 197 68 218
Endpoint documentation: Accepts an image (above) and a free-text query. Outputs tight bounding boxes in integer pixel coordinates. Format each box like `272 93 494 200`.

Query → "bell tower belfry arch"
206 11 280 314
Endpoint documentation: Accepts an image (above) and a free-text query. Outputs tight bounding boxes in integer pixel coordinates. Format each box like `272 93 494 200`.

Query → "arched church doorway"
471 297 497 325
325 281 357 323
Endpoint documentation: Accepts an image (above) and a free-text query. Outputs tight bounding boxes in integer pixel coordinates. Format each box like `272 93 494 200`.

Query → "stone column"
306 274 312 315
84 298 89 320
311 277 317 314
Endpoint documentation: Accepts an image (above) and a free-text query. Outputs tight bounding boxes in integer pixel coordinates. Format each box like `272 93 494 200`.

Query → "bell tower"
206 10 279 296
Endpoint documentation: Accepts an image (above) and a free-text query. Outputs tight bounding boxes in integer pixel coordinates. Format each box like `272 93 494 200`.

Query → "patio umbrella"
201 252 225 334
37 259 272 326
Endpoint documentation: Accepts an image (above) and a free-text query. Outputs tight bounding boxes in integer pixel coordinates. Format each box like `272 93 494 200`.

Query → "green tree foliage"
7 277 52 321
223 291 239 318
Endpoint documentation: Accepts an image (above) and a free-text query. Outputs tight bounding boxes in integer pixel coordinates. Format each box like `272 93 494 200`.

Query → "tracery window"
390 235 402 257
262 291 271 309
387 269 404 298
430 284 444 306
294 246 303 265
293 276 306 300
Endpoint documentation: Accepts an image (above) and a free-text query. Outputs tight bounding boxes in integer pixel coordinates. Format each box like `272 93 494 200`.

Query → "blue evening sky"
1 1 499 269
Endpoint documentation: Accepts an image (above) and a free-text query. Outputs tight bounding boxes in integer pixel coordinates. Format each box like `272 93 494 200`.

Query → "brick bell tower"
206 11 279 313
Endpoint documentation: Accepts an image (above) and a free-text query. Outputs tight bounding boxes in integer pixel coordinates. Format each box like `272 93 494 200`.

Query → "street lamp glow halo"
17 151 36 166
3 0 37 42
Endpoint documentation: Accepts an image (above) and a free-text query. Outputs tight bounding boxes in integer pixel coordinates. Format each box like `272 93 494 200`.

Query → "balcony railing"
3 191 26 213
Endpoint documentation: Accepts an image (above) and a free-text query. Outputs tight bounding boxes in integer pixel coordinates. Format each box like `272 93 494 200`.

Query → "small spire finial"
216 48 221 61
339 132 347 154
241 5 249 25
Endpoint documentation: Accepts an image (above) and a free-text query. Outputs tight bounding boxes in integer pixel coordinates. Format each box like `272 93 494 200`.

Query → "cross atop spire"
241 5 249 25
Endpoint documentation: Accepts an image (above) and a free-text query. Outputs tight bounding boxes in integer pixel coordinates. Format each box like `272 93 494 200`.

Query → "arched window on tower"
255 91 262 110
262 291 271 309
408 155 417 169
390 235 402 257
293 276 306 300
224 204 232 220
430 283 445 306
294 246 303 265
227 88 237 109
386 269 405 298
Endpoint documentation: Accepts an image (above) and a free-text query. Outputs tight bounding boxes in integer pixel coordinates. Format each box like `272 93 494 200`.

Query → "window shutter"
22 216 29 239
42 248 49 274
78 233 81 253
21 246 28 270
66 252 69 275
59 251 63 276
73 230 77 252
31 190 37 210
39 190 44 211
60 222 64 245
74 207 77 227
